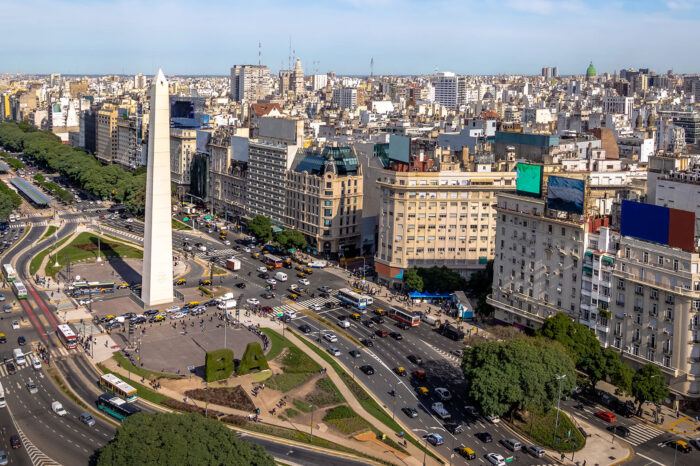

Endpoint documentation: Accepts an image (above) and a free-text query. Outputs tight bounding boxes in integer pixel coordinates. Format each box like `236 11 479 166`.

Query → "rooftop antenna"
258 41 262 66
370 57 374 78
434 65 438 75
288 36 292 71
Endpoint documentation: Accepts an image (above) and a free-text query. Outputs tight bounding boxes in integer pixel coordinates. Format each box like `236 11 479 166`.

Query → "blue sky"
2 0 700 76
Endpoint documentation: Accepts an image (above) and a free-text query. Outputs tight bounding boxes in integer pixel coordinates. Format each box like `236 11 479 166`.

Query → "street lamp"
310 404 315 443
553 374 567 449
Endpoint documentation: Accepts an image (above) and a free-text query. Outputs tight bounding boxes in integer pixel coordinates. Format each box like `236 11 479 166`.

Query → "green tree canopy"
96 412 275 466
403 268 424 292
248 215 272 243
462 337 576 418
416 266 467 292
631 364 669 411
275 229 307 251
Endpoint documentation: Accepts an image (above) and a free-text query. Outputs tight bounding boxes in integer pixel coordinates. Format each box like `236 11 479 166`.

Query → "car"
236 282 247 289
0 450 8 465
435 387 452 401
10 435 20 449
0 334 5 344
261 292 274 299
375 329 388 337
525 444 545 458
361 338 374 347
266 279 277 286
26 380 38 394
149 315 165 323
486 414 500 424
170 312 186 319
349 350 362 358
500 439 522 452
3 304 10 313
165 305 181 313
445 423 464 434
595 411 616 423
318 286 332 293
486 453 506 466
323 333 338 343
299 324 312 334
396 322 411 330
424 433 444 446
371 316 384 324
360 365 375 375
257 266 268 273
411 369 427 381
402 407 418 418
416 386 430 397
407 354 423 365
464 405 479 417
298 278 310 286
324 301 334 308
80 413 96 426
394 366 407 376
105 321 121 330
243 247 251 253
389 332 403 340
308 303 322 312
608 425 630 438
476 432 493 443
666 440 692 453
3 359 15 375
0 294 4 302
144 309 159 316
17 336 26 346
456 446 476 459
11 321 19 330
247 298 260 305
689 438 700 450
432 402 451 419
328 347 341 357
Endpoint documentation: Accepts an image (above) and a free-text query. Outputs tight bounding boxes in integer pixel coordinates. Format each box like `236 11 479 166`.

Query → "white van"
283 309 297 320
13 348 26 366
275 272 288 282
421 314 438 326
217 292 234 302
338 320 350 328
217 300 237 311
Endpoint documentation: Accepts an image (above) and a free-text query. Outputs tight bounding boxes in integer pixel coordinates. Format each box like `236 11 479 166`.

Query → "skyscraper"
142 69 174 307
230 65 271 102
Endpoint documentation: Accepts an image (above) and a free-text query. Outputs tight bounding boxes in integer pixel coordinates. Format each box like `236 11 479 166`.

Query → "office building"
115 116 147 170
170 128 198 198
603 96 635 120
230 65 271 102
332 88 357 110
208 127 250 221
95 106 119 163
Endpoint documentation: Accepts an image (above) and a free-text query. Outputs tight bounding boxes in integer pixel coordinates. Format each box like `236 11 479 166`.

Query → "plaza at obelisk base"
141 69 174 306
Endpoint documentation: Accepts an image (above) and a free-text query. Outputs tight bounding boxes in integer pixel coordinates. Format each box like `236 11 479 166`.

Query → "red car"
375 329 388 337
595 411 616 423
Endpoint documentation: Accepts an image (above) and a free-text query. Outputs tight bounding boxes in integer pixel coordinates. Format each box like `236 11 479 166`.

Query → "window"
658 255 664 265
643 252 649 263
673 259 679 271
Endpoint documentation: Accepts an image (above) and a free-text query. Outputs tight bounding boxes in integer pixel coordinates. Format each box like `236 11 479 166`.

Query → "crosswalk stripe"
624 424 662 446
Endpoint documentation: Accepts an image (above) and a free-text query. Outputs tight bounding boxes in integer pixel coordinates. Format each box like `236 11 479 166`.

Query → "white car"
431 402 451 420
11 320 20 330
257 266 268 273
198 245 207 252
323 333 338 343
298 278 310 286
243 247 251 253
165 305 181 313
125 217 134 223
309 303 322 312
170 312 186 320
435 387 452 401
32 357 42 370
78 298 93 305
486 414 501 424
327 347 341 357
486 453 506 466
266 279 277 286
223 240 231 246
246 298 260 305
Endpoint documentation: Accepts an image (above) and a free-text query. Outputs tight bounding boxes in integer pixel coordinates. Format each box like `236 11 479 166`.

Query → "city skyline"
3 0 700 75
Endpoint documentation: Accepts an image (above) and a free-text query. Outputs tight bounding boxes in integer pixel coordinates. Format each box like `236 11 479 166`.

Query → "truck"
52 401 67 416
431 402 451 420
226 258 241 271
438 323 465 341
217 300 237 311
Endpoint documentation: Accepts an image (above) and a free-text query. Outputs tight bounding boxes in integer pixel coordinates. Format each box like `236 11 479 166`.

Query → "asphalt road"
239 432 371 466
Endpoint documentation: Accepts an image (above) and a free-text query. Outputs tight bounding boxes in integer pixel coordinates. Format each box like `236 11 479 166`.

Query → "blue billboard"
546 176 585 214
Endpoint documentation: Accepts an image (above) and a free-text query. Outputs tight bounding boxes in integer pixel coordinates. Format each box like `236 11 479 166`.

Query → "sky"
3 0 700 76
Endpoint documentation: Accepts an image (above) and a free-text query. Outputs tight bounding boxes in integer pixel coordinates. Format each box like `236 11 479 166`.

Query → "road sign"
204 215 212 219
183 217 189 222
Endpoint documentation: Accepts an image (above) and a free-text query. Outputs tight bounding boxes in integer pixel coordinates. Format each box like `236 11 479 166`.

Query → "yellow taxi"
0 333 6 344
117 282 130 289
188 301 200 307
267 265 275 271
288 294 299 301
199 279 212 286
457 446 476 460
304 268 313 274
374 308 385 316
350 313 361 321
295 265 304 271
416 386 429 397
175 278 187 286
394 366 407 376
297 272 306 278
251 252 260 259
152 315 165 323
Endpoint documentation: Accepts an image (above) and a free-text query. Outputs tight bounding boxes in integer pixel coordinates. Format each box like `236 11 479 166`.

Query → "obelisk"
142 69 173 306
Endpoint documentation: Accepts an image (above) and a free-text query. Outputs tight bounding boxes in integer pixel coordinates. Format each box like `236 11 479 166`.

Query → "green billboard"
516 163 543 197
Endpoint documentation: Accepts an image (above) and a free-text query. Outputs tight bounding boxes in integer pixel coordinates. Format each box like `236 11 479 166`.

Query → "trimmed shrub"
237 342 269 375
205 349 235 382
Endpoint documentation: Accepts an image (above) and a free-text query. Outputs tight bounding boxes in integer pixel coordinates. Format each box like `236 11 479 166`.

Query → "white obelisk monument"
142 69 173 306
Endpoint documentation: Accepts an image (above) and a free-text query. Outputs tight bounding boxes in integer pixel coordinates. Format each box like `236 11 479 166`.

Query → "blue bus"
97 393 141 421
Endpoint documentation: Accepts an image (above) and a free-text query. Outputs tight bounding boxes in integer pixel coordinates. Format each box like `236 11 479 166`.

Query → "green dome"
586 61 596 77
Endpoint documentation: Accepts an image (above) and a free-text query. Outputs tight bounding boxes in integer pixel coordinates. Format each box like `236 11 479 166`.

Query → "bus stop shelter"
9 177 51 207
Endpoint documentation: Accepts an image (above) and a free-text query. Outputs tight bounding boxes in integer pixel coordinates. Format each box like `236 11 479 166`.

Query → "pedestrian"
676 409 680 419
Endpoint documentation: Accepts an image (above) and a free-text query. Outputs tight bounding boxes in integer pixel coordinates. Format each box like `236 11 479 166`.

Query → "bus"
12 280 27 299
0 382 5 408
337 288 371 309
2 264 16 282
96 394 141 421
263 254 283 268
71 281 115 296
57 324 77 350
388 307 421 327
99 373 138 403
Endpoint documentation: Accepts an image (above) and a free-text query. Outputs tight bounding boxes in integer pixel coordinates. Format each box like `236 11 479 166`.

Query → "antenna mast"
258 41 262 66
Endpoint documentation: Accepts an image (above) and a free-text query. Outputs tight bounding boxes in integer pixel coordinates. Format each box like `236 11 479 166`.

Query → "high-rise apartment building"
170 128 198 198
286 145 363 257
312 74 328 91
95 106 119 163
433 72 467 110
332 88 357 110
115 116 147 170
603 96 635 120
230 65 271 103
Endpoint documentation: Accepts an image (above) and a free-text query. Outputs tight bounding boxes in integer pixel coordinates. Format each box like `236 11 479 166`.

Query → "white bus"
2 264 16 282
0 381 5 408
337 288 370 310
12 280 27 299
99 373 138 403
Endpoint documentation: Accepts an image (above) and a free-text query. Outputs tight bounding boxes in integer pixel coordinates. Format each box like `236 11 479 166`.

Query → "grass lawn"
261 328 292 360
266 373 313 393
266 345 322 392
323 406 372 435
513 408 585 452
112 352 182 380
293 399 313 413
305 376 345 406
39 225 58 241
172 218 192 230
45 232 142 276
293 330 443 464
284 408 299 418
29 232 71 275
97 364 170 405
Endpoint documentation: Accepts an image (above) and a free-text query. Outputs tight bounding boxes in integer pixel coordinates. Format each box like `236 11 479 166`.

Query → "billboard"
515 163 543 197
620 200 696 252
546 176 585 214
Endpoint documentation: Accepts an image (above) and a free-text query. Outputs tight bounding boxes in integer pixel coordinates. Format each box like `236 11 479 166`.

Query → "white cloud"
667 0 697 9
506 0 583 14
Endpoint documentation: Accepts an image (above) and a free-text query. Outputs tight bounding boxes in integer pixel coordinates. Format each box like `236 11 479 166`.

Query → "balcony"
634 306 644 313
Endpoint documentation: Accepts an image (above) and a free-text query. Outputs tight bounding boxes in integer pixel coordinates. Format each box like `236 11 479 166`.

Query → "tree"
610 359 634 396
237 342 269 375
275 229 307 251
416 266 467 292
205 349 235 382
631 364 669 412
248 215 272 243
462 337 576 419
403 268 424 292
96 412 275 466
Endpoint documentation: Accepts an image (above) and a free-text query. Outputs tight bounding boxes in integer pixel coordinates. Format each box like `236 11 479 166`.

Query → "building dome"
586 61 596 77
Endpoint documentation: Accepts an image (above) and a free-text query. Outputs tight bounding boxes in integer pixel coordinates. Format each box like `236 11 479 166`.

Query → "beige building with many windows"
170 128 197 199
374 164 516 288
95 106 118 163
286 146 363 257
